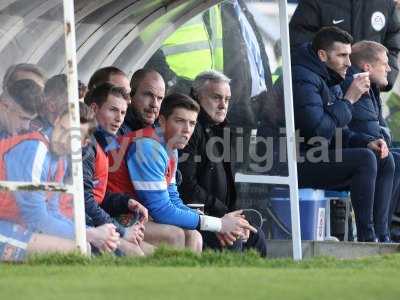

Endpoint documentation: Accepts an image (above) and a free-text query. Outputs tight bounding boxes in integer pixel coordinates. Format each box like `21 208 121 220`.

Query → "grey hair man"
178 70 267 256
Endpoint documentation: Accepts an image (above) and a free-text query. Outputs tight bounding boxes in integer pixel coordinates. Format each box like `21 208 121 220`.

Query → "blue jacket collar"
94 126 119 153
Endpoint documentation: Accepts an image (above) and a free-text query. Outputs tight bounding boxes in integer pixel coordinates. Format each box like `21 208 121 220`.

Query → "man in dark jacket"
293 26 394 242
289 0 400 90
178 70 267 256
342 40 400 241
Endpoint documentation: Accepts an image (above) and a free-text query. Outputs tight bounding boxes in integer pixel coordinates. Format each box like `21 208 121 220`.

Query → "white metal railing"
63 0 88 255
235 0 302 260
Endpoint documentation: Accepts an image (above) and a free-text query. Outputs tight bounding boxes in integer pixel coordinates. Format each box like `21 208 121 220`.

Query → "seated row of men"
0 64 267 261
2 25 399 261
292 26 400 242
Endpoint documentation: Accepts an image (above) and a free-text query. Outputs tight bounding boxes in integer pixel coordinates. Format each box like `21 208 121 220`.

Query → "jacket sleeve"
383 2 400 90
178 125 229 217
378 108 392 146
344 128 377 148
289 0 320 48
126 138 200 229
293 71 353 142
82 144 126 236
168 183 192 211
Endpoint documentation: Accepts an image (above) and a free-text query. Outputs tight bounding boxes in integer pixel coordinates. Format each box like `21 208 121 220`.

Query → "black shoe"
357 229 377 242
358 237 378 243
378 235 392 243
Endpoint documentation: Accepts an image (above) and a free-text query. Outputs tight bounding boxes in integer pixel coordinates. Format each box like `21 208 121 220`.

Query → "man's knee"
144 222 185 248
246 228 267 257
356 148 378 174
381 152 395 175
185 230 203 252
162 225 185 248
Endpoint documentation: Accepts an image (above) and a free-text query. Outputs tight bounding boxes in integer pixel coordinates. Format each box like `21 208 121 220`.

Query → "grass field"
1 248 400 300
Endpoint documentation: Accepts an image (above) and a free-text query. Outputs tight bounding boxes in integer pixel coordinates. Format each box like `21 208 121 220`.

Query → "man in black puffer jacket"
290 0 400 90
178 70 267 256
293 27 394 242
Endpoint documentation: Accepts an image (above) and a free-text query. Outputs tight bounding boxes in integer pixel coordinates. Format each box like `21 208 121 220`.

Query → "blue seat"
325 190 350 198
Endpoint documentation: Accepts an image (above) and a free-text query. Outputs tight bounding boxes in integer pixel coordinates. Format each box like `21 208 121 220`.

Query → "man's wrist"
199 215 222 232
342 98 353 106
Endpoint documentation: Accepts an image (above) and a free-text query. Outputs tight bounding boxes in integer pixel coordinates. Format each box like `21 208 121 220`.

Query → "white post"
63 0 88 255
278 0 302 260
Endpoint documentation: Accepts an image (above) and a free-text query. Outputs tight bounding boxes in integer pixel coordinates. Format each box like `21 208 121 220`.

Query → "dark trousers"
201 227 267 257
298 148 394 240
389 149 400 226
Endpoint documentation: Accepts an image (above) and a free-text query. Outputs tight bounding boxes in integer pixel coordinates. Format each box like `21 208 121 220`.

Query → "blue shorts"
0 221 32 262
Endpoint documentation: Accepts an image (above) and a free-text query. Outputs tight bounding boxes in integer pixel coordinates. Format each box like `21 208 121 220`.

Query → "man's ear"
363 63 372 72
47 100 57 113
317 49 328 62
90 103 99 114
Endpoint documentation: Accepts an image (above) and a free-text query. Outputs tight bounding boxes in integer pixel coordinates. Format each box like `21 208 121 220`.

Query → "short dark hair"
84 82 129 107
44 74 67 101
3 63 46 91
312 26 353 53
6 79 43 115
160 93 200 119
87 67 126 91
130 68 162 97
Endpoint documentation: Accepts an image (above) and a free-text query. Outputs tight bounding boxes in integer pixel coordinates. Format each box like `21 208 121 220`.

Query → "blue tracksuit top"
125 127 200 229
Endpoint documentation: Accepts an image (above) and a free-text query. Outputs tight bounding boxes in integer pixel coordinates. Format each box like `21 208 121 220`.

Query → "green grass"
1 248 400 300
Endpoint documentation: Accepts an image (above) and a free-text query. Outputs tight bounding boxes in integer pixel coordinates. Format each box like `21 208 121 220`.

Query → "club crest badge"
371 11 386 32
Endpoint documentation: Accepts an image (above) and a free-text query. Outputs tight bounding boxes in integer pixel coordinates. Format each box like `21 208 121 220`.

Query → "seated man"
342 40 400 242
84 82 153 256
108 93 256 252
178 70 267 256
292 26 394 242
116 68 191 249
0 101 119 261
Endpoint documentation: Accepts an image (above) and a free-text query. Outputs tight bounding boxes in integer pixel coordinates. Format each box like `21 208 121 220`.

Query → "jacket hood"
292 43 344 86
